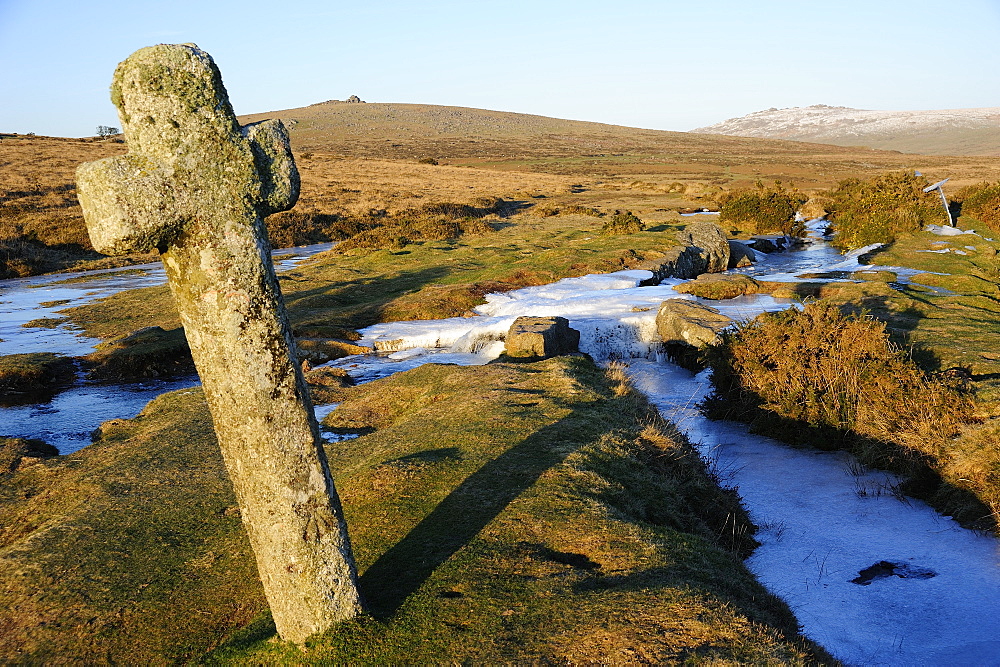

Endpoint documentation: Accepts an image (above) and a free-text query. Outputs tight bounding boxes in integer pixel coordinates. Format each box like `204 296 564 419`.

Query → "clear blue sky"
2 0 999 137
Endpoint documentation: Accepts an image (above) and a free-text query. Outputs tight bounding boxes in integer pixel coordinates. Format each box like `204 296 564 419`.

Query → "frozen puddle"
627 361 1000 666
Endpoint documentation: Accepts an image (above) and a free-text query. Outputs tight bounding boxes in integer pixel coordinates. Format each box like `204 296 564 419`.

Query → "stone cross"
75 44 362 643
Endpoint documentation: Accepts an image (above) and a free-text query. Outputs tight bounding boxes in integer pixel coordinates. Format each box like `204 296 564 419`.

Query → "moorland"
2 102 1000 661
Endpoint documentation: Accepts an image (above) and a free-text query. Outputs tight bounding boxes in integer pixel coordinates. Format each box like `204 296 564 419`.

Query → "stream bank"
2 222 999 662
309 225 1000 664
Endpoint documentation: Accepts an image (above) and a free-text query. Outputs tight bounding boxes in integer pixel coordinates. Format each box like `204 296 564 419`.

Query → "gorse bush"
956 181 1000 233
706 303 987 526
826 171 947 250
600 210 644 235
718 181 804 236
708 304 973 447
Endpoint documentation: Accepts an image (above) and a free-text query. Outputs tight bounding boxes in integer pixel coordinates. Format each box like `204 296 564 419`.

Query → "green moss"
675 274 761 300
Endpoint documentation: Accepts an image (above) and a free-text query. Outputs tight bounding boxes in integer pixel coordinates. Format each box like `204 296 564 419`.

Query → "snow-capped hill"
691 105 1000 156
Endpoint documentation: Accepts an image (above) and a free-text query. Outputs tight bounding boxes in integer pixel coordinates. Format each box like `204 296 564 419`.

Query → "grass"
0 352 76 405
60 209 695 343
83 326 194 382
676 274 762 300
9 102 1000 658
9 99 1000 280
0 355 832 662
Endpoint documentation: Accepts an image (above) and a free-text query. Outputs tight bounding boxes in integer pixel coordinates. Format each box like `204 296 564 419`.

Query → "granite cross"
76 44 363 643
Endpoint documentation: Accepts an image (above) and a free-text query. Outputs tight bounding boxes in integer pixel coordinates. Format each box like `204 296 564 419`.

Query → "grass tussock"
83 326 194 382
0 352 76 404
0 357 831 662
675 274 762 300
705 303 993 528
826 171 948 250
600 210 645 235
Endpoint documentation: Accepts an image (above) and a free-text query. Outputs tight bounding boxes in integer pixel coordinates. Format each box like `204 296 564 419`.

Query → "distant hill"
690 105 1000 156
237 101 889 164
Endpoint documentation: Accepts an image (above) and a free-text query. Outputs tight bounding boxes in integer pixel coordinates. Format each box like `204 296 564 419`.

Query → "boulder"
748 235 789 253
636 245 706 284
656 299 732 348
636 221 731 285
505 316 580 359
728 240 756 268
685 220 730 273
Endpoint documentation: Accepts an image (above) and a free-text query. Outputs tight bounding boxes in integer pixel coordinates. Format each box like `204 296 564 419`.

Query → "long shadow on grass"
359 411 584 619
285 265 454 330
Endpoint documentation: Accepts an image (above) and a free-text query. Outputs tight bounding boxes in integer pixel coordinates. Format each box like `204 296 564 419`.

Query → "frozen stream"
3 227 999 662
0 244 332 452
319 227 1000 665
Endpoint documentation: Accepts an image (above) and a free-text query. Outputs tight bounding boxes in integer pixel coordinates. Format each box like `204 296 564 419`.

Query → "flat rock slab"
656 299 733 348
505 316 580 359
675 274 761 300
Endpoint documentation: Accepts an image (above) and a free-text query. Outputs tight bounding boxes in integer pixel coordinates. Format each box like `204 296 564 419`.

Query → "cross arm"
76 155 182 255
243 119 300 217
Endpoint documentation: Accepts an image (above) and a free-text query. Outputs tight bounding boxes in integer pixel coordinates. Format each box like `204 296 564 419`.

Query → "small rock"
505 316 580 359
727 240 756 268
656 299 732 348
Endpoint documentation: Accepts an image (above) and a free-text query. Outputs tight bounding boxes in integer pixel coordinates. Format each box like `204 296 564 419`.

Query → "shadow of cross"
75 44 362 644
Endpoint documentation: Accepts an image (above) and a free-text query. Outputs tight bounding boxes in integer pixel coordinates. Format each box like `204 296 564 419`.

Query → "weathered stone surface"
637 221 731 285
656 299 732 348
684 220 730 273
636 245 706 284
75 44 362 643
675 274 761 300
727 240 756 268
505 316 580 359
748 235 789 253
